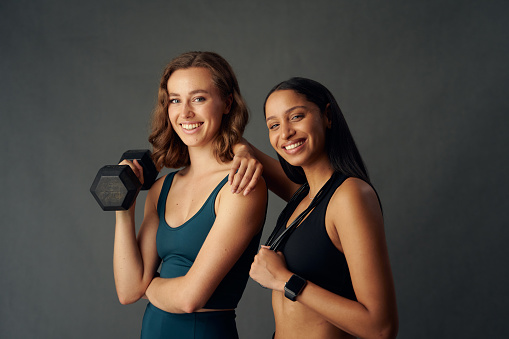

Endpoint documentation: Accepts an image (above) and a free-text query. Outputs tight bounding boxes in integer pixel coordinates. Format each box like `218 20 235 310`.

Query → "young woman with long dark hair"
231 77 398 339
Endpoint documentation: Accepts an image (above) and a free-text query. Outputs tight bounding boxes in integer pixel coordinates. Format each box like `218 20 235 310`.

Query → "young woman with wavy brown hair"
113 51 267 339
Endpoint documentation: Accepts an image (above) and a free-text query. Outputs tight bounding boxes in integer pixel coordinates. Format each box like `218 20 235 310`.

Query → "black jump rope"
265 172 339 251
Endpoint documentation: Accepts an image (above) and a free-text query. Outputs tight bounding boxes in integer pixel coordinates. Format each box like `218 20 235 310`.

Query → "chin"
279 155 305 168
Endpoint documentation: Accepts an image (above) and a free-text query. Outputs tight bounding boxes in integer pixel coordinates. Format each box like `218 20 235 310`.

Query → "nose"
179 101 194 119
280 121 295 140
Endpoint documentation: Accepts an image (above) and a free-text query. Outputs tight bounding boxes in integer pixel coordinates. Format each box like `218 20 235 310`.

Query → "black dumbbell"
90 149 159 211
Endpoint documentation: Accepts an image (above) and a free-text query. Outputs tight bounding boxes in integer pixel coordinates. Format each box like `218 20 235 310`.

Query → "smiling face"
265 89 330 170
167 67 230 150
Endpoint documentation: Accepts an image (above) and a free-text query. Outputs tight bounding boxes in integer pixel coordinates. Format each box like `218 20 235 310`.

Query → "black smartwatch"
284 274 307 301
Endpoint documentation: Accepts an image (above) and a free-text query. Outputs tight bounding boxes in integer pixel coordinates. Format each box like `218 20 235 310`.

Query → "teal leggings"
140 303 238 339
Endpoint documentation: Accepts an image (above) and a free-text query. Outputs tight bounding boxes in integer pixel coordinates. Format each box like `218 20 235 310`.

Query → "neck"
302 160 334 198
185 144 226 176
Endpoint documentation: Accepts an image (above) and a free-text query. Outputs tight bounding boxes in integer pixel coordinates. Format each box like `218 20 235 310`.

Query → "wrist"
145 277 159 298
277 271 294 292
115 210 136 228
116 207 135 218
284 274 307 301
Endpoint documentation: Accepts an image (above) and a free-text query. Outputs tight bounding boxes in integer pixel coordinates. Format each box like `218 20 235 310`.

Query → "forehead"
167 67 215 93
265 90 315 116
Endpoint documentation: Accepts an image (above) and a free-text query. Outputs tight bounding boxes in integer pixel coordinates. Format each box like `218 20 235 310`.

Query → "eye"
169 98 180 104
291 114 304 121
194 96 206 102
268 123 280 130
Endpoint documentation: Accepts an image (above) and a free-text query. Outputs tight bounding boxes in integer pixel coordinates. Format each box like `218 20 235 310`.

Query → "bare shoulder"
214 174 267 236
329 177 382 227
333 177 377 201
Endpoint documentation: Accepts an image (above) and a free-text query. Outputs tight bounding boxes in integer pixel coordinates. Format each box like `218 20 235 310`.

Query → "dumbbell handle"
118 150 158 190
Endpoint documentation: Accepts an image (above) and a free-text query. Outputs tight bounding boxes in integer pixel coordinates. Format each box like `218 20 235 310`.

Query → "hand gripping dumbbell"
90 150 159 211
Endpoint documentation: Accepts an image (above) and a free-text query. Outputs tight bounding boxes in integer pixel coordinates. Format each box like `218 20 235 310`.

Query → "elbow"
387 318 399 339
118 296 134 305
175 282 209 313
179 299 206 314
381 324 399 339
369 318 399 339
116 290 143 305
177 288 207 313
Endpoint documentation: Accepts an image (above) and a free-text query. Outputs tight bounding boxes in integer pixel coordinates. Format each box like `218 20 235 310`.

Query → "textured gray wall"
1 0 508 338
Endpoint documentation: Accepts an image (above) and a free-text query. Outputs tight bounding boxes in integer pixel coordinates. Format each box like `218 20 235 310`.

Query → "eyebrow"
168 89 210 96
265 105 307 122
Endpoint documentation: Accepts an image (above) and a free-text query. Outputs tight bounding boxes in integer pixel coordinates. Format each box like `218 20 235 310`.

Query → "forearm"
260 251 397 339
295 281 398 339
113 210 148 304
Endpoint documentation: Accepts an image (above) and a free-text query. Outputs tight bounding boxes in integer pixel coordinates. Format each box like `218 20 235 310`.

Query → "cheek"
268 132 277 148
167 108 179 129
168 106 180 122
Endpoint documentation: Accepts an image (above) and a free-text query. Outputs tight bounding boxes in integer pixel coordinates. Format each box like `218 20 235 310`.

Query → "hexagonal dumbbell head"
90 149 159 211
90 165 141 211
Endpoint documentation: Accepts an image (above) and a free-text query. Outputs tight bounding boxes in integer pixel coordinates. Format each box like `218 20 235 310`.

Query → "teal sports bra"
155 171 262 309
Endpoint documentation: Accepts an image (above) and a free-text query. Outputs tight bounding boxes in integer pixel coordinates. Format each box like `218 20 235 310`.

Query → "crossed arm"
145 178 267 313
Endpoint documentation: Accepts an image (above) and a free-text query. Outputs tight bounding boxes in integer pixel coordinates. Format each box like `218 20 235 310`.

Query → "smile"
181 123 203 130
284 141 304 150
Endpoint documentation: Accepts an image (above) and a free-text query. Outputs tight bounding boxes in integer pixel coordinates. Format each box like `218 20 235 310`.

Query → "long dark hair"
263 77 371 186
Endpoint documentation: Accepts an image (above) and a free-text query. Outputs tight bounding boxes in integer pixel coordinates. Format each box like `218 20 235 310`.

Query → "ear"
224 94 233 114
324 103 332 129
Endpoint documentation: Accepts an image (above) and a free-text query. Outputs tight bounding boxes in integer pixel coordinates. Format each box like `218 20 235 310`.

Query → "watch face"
285 275 307 301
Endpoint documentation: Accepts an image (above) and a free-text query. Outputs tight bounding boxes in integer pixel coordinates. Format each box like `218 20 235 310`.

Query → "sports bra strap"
157 171 177 219
156 171 229 222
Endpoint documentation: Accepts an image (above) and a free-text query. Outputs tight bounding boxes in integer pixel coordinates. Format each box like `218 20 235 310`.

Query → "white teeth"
285 141 303 150
181 123 202 130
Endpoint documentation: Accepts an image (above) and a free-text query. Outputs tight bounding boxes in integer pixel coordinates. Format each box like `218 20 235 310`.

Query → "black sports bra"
266 172 356 300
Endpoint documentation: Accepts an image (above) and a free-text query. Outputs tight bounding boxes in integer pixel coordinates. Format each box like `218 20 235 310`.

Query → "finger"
118 159 133 166
231 163 247 193
132 159 144 185
228 157 241 186
236 172 253 194
243 166 263 196
119 159 136 175
119 160 144 184
237 159 261 194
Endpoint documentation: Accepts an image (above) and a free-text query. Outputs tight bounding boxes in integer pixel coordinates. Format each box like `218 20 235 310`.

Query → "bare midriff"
272 291 355 339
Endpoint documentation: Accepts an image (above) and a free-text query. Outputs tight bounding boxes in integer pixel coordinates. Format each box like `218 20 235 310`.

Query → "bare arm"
113 160 161 304
144 178 268 313
230 139 299 201
250 179 398 339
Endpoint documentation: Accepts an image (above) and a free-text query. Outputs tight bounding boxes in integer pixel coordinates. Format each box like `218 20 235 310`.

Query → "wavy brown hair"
149 51 249 170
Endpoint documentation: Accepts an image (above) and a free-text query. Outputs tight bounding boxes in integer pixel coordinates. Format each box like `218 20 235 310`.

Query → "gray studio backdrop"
1 0 508 338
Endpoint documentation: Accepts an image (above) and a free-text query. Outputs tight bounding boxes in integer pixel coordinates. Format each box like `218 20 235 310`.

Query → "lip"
281 139 306 154
179 122 203 134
